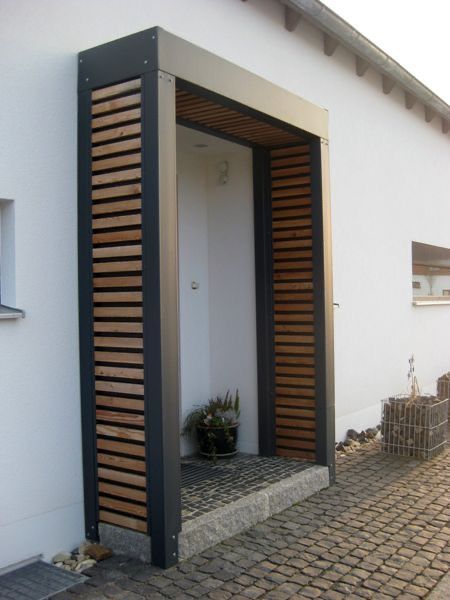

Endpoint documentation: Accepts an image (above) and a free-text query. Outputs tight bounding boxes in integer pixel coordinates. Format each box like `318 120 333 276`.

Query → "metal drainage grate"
181 462 226 487
0 560 87 600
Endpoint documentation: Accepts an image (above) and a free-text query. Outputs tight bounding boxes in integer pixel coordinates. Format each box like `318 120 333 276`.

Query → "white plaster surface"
177 129 258 455
1 0 449 567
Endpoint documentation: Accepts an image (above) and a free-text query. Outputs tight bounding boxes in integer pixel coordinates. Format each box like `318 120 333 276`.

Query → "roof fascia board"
281 0 449 131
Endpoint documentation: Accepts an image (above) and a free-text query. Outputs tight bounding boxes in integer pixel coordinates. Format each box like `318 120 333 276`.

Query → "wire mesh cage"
437 372 450 417
381 395 448 459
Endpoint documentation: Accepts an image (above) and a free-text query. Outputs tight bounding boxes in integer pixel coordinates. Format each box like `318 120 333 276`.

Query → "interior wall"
206 149 258 455
177 128 258 456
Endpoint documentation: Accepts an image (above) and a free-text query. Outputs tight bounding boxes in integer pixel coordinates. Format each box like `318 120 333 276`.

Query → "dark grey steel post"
253 147 276 456
310 138 336 483
142 69 181 568
77 89 99 541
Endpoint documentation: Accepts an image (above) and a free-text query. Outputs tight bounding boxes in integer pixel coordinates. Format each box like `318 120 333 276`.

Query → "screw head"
144 59 148 64
79 58 83 63
85 77 89 82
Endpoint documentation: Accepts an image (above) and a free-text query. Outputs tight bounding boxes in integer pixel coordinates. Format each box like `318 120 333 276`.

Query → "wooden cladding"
176 89 304 148
90 77 147 534
271 145 316 461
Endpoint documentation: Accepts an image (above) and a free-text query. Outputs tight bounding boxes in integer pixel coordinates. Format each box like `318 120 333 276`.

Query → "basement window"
0 199 24 319
412 241 450 306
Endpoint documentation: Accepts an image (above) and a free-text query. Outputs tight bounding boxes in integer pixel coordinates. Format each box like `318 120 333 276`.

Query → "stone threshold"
100 464 329 563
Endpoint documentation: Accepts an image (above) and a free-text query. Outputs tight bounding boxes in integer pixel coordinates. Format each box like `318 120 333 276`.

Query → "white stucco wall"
177 130 257 456
1 0 449 568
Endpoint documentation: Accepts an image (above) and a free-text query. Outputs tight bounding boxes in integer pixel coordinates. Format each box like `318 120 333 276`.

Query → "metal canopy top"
78 27 328 140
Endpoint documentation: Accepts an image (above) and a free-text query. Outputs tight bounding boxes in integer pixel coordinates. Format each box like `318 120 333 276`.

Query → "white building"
1 0 449 571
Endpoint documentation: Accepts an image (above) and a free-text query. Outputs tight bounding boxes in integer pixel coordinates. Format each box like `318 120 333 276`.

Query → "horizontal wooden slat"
97 452 146 474
96 395 144 412
99 510 147 533
275 345 315 355
271 165 310 177
95 380 144 396
94 336 143 349
93 276 142 290
98 481 146 503
92 183 141 201
271 145 309 157
94 306 143 319
276 427 315 439
92 153 141 174
275 334 314 344
93 261 142 274
92 108 141 131
276 406 315 418
275 355 315 365
92 79 141 102
95 364 144 379
94 323 143 338
96 424 145 442
96 408 145 426
275 376 315 387
92 199 141 216
97 438 145 458
92 214 141 230
95 350 143 364
93 229 142 245
272 176 311 189
92 137 141 158
92 123 141 145
276 386 315 397
275 365 315 376
99 495 147 518
276 447 315 460
275 437 315 450
93 291 142 303
92 93 141 116
93 245 142 259
271 154 310 167
276 396 315 408
98 467 146 487
276 417 316 429
92 168 141 187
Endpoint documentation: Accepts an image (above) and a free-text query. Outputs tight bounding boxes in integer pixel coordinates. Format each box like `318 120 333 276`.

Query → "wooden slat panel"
90 78 148 535
99 510 147 533
98 481 146 503
271 146 316 460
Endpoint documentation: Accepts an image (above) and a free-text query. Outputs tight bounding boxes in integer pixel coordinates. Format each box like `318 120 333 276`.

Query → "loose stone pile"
335 425 381 455
52 542 112 572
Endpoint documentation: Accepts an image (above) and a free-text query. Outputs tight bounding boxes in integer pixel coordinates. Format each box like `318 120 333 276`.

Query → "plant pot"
196 423 239 458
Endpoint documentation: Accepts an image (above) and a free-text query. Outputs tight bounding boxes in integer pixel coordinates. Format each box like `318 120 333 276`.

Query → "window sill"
412 299 450 306
0 304 25 319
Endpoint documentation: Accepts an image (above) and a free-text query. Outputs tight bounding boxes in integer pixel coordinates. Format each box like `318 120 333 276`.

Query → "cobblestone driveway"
53 444 449 599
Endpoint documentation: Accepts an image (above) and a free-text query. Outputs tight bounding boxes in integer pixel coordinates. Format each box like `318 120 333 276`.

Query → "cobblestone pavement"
52 443 449 599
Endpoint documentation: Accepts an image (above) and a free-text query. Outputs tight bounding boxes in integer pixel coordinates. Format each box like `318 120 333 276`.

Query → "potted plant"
183 390 240 459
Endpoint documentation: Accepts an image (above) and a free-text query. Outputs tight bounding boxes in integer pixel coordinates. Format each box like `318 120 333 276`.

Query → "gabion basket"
381 395 448 459
437 372 450 417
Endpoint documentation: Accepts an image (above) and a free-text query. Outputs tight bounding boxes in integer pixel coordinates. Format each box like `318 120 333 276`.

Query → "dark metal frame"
77 89 99 542
253 148 276 456
78 26 334 569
